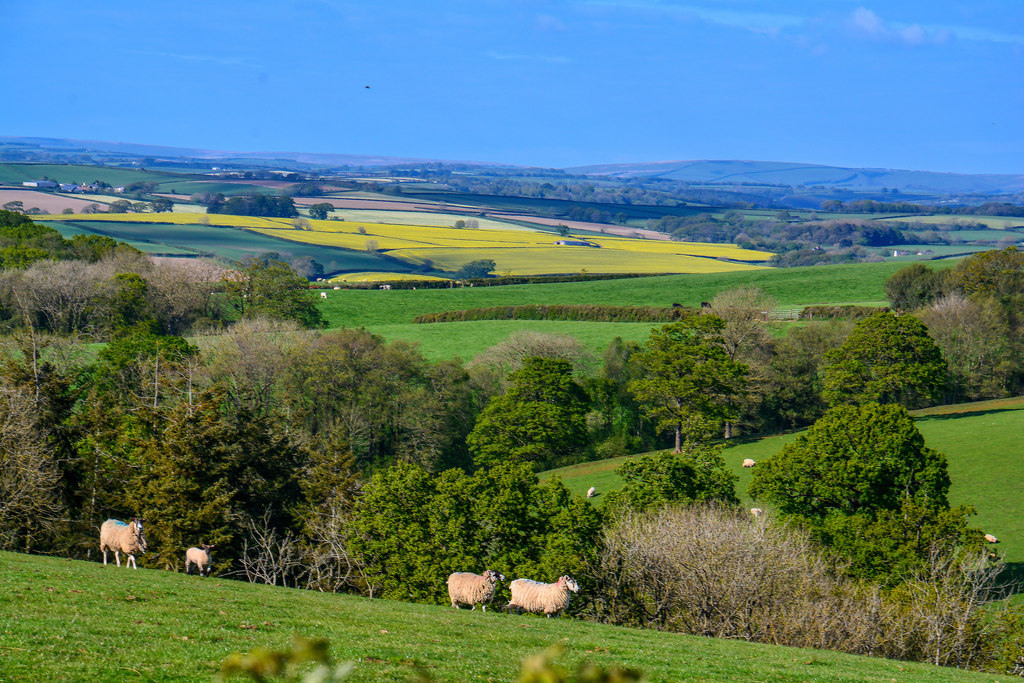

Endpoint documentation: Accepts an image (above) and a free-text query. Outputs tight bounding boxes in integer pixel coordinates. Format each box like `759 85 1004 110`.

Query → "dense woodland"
2 206 1024 675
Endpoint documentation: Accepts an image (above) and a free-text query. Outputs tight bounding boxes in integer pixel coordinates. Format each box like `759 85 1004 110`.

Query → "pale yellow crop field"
390 247 766 276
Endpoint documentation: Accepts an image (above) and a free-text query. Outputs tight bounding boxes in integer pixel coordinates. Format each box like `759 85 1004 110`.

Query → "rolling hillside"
0 551 999 682
542 397 1024 565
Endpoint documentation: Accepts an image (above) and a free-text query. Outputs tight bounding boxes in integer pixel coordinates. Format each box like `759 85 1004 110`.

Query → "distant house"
22 180 58 189
554 239 600 248
113 186 126 193
58 183 78 192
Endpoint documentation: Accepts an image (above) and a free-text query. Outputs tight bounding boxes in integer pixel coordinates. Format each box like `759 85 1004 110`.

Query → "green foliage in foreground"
0 551 1001 682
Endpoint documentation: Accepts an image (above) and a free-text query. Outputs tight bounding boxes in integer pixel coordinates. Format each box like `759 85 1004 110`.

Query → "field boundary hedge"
799 304 889 320
414 304 698 324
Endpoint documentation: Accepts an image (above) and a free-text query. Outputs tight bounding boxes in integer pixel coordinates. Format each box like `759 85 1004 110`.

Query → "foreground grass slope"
0 552 999 682
545 397 1024 565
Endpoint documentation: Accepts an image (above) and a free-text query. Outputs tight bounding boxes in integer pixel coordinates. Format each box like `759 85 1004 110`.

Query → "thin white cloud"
486 51 571 64
125 48 262 69
848 7 944 46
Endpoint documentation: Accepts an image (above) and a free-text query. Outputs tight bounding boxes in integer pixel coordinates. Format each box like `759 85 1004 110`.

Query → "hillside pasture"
366 320 657 362
0 551 998 683
544 397 1024 565
319 260 912 328
0 162 186 186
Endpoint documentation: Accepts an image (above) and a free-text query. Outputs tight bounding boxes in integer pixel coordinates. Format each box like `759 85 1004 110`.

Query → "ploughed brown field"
0 189 104 213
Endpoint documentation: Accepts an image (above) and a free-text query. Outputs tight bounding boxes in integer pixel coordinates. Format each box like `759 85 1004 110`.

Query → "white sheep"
750 508 763 518
507 575 579 618
185 544 216 576
446 569 505 612
586 486 596 499
742 459 756 468
100 518 147 569
985 533 999 544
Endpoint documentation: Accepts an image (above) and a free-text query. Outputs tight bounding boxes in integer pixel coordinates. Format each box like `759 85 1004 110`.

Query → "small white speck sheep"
447 569 505 612
742 459 756 468
185 544 216 576
507 575 579 618
750 508 763 518
586 486 596 499
100 518 147 569
985 534 999 544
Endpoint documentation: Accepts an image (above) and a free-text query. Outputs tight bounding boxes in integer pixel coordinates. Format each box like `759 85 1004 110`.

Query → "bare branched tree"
239 508 302 588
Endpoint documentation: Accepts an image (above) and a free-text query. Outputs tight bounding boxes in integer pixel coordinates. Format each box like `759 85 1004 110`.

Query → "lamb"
447 569 505 612
185 544 216 576
750 508 763 517
985 533 999 544
507 575 579 618
100 518 147 569
742 459 756 468
586 486 597 499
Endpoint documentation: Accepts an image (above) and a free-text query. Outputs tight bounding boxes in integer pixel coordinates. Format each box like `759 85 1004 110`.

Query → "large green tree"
628 316 748 452
603 446 738 515
822 311 946 409
467 357 589 470
350 460 599 604
749 402 979 581
223 258 326 329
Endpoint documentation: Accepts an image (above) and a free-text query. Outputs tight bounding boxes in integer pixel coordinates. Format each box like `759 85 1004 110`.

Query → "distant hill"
0 136 445 170
4 136 1023 195
567 159 1024 195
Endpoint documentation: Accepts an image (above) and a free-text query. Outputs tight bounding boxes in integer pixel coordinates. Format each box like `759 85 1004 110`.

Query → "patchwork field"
40 218 415 273
41 212 772 277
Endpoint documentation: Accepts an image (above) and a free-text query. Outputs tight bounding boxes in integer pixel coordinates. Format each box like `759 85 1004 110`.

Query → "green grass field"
0 551 998 682
0 162 187 186
321 260 923 329
543 397 1024 565
365 320 656 362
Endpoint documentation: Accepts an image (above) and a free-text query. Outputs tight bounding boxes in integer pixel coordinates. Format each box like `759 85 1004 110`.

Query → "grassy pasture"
544 397 1024 565
319 260 915 328
0 162 186 186
365 320 657 362
151 180 281 196
0 551 997 682
885 215 1024 229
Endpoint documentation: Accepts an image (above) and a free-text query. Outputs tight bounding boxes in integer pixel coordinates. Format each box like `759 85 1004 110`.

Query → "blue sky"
4 1 1023 173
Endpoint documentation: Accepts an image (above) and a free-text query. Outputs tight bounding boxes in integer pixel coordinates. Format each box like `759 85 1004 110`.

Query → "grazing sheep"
586 486 596 499
750 508 763 518
507 575 579 618
447 569 505 612
100 518 147 569
985 534 999 544
742 459 756 468
185 544 216 576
